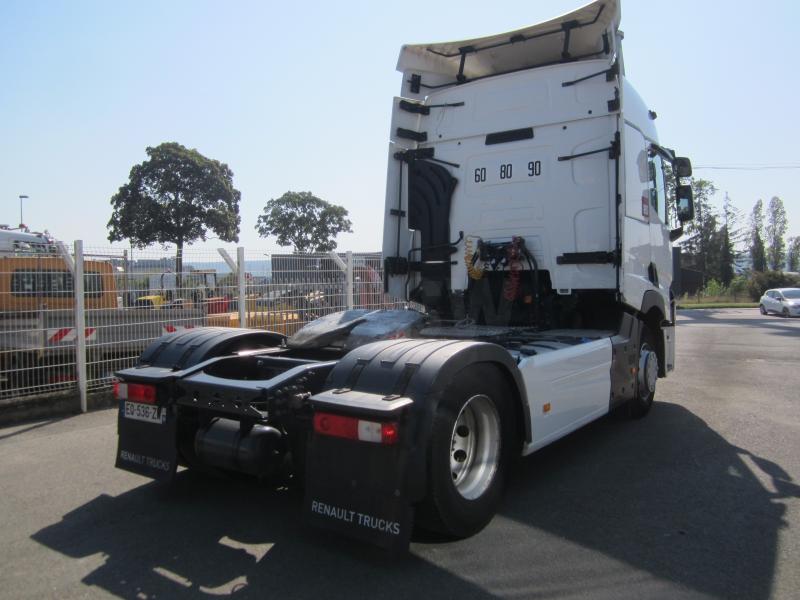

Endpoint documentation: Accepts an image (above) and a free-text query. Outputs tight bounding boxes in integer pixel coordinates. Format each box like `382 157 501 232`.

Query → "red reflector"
313 412 399 445
313 412 358 440
381 422 399 445
129 383 157 404
114 381 157 404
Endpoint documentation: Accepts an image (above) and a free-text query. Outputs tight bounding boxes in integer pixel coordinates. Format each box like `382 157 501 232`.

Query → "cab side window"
647 152 668 224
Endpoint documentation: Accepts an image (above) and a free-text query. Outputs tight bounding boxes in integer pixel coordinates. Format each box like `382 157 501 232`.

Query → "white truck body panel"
518 337 612 454
619 80 671 315
385 58 621 298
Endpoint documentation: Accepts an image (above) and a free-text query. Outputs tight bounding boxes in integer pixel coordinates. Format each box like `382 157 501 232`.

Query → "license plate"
124 401 165 424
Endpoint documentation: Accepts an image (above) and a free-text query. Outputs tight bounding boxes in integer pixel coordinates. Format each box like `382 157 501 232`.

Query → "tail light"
313 412 399 445
114 381 157 404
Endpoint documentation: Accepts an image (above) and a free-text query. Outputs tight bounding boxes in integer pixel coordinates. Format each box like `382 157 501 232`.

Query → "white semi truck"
113 0 695 552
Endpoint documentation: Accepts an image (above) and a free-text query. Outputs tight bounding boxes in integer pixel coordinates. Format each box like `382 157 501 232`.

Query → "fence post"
73 240 88 412
237 246 247 328
122 249 129 302
346 251 354 310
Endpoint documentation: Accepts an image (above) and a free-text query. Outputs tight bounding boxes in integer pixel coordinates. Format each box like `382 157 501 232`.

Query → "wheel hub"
449 394 501 500
638 344 658 396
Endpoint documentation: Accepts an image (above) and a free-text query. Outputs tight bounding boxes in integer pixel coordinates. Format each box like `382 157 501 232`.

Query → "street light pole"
18 194 29 229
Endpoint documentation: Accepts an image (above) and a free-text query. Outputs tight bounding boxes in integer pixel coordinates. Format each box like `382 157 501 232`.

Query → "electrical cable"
464 236 484 280
694 165 800 171
503 237 523 301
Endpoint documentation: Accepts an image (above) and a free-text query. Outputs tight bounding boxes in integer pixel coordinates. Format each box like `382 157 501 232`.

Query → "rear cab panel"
384 0 622 301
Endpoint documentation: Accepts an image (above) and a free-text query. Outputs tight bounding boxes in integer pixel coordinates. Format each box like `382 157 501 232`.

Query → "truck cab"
382 0 693 354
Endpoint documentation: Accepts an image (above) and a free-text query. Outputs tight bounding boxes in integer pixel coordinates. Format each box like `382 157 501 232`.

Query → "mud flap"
303 390 415 552
304 434 413 552
115 400 178 482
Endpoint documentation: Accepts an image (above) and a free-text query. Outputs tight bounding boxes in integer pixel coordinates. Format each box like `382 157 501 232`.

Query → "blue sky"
1 0 798 253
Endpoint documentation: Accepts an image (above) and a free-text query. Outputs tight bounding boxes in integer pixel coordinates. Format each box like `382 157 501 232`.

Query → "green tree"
108 143 240 278
718 226 734 286
747 270 800 300
255 191 352 253
765 196 788 270
749 199 767 272
679 177 719 284
718 193 742 286
787 236 800 272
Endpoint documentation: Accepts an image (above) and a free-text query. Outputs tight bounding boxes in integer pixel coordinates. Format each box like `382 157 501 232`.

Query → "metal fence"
0 242 393 407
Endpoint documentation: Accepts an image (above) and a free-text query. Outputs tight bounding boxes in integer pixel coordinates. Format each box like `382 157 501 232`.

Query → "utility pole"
18 194 29 229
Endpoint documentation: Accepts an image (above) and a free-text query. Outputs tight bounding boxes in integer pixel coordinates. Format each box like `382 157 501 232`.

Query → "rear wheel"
628 325 658 418
418 364 517 538
759 304 767 315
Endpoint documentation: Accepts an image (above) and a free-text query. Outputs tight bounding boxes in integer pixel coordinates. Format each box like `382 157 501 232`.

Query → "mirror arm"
650 143 675 162
669 226 684 242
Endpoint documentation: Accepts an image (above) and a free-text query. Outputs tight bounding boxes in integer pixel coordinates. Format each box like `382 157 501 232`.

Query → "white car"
759 288 800 317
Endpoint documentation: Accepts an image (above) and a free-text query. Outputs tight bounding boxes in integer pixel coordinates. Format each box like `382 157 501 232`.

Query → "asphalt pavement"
1 308 798 599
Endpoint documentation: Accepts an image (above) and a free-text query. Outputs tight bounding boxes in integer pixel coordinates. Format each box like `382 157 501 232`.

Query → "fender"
640 291 669 376
138 327 286 370
322 338 530 502
641 290 667 322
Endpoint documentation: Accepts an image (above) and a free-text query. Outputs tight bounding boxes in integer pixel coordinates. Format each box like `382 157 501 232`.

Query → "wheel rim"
449 394 501 500
638 342 658 398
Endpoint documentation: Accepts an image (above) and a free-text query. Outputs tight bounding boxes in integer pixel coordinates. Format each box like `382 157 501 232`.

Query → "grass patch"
677 302 758 310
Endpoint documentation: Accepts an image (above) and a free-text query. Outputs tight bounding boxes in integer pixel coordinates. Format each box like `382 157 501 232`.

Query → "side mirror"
673 157 692 178
676 185 694 222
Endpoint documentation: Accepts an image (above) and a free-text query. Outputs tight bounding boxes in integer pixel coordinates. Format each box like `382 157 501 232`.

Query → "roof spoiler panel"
397 0 620 84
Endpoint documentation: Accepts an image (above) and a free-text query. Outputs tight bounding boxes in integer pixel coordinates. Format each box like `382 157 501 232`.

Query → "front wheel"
783 307 790 318
628 325 658 418
760 304 767 315
418 364 517 538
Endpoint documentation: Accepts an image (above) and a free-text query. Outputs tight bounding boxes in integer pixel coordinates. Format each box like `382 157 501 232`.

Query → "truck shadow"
31 402 795 599
31 468 496 598
493 402 799 599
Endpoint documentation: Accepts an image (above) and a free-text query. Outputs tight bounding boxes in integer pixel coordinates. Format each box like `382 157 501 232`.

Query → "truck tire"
629 325 658 418
418 364 516 538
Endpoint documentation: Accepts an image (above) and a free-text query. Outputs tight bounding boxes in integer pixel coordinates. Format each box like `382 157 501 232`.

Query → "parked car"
759 288 800 317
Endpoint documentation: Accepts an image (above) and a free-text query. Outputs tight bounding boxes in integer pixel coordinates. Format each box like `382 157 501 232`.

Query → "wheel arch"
640 291 667 377
323 338 530 502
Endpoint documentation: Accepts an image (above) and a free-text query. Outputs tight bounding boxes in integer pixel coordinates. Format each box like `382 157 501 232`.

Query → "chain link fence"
0 242 392 406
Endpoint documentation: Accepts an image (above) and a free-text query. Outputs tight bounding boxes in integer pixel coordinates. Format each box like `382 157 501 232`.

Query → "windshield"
782 289 800 299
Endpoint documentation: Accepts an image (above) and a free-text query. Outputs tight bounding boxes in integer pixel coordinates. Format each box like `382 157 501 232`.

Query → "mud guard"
138 327 286 370
304 338 527 551
305 391 414 551
115 399 178 482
